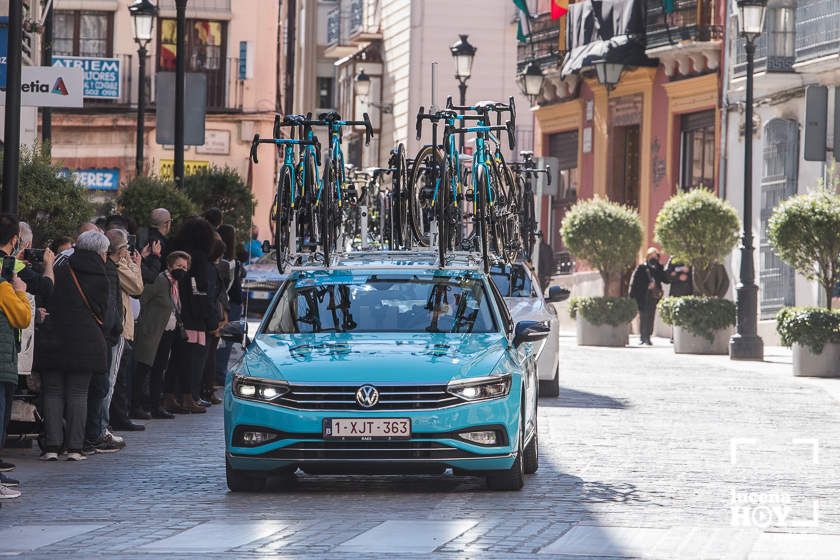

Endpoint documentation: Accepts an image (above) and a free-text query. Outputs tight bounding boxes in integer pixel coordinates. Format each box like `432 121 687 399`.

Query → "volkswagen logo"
355 385 379 408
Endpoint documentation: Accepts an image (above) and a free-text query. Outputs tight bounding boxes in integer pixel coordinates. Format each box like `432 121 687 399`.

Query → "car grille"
276 384 461 410
262 441 486 461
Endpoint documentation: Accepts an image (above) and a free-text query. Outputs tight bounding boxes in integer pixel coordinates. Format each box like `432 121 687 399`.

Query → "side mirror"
219 320 248 345
512 320 551 348
261 240 271 254
545 286 570 303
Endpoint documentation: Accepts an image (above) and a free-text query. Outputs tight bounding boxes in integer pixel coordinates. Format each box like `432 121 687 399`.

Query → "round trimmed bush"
654 189 740 296
658 296 736 342
569 296 638 326
768 189 840 309
560 196 642 296
118 175 198 229
776 307 840 354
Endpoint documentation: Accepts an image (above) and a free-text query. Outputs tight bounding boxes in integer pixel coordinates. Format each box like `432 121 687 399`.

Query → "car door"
528 267 559 381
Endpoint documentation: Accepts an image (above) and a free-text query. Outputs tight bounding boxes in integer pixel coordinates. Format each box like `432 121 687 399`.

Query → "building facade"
46 0 280 235
723 0 840 338
521 0 724 294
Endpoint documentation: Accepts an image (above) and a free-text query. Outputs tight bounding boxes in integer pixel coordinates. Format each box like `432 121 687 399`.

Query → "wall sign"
0 66 84 107
52 56 121 100
159 159 209 180
582 127 593 154
60 168 120 191
0 17 8 89
196 129 231 155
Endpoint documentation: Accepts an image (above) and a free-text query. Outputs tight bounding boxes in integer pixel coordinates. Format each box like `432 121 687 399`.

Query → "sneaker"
39 452 59 461
82 442 97 456
91 434 125 454
65 451 87 461
0 473 19 487
0 485 21 499
0 460 15 472
105 430 125 445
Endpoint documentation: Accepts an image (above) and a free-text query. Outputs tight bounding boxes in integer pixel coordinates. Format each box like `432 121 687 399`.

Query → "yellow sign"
159 160 210 180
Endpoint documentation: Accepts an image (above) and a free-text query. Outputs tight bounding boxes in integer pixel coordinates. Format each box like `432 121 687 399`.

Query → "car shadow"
540 387 629 409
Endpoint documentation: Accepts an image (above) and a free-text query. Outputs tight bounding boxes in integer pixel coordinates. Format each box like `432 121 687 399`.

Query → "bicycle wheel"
298 153 320 254
391 144 411 249
407 145 438 247
320 155 336 267
274 165 294 273
521 178 537 262
437 160 451 267
475 165 491 273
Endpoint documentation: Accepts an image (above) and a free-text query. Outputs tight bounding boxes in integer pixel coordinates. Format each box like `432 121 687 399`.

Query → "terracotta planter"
673 325 732 355
576 316 629 347
792 342 840 378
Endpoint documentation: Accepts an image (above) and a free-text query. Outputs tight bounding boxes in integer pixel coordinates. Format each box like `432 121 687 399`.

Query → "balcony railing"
517 12 564 73
327 7 341 45
349 0 364 36
795 0 840 61
158 0 231 13
645 0 722 51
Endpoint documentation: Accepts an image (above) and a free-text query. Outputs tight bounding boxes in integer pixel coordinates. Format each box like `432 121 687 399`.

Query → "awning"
560 0 656 78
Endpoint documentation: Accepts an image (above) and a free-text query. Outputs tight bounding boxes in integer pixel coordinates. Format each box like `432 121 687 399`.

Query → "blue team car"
223 254 550 491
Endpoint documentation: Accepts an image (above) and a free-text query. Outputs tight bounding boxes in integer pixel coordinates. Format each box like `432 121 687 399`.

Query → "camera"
127 234 137 253
1 256 15 282
23 248 45 264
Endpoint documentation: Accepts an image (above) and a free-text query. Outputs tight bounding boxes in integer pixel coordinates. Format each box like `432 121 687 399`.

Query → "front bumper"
224 387 521 474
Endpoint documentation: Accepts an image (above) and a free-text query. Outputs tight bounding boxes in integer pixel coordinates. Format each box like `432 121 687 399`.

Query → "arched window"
760 118 798 317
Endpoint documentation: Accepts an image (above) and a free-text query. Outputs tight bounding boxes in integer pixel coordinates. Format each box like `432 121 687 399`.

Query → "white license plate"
248 291 271 300
323 418 411 440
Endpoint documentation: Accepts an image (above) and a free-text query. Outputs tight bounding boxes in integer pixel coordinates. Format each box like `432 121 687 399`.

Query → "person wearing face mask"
133 251 191 419
629 247 669 346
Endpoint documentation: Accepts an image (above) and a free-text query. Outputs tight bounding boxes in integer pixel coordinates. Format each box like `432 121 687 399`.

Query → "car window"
265 273 498 334
486 274 514 335
490 264 536 297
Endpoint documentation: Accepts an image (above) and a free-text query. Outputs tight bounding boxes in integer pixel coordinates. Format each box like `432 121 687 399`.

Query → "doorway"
610 125 640 208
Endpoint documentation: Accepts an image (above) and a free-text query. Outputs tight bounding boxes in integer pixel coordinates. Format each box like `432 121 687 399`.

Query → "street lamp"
730 0 768 361
450 34 476 152
517 61 545 105
593 59 625 91
129 0 158 177
354 69 392 113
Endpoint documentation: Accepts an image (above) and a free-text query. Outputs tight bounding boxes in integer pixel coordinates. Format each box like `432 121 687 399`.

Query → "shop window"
679 110 716 191
53 11 113 57
547 131 579 250
317 76 335 110
158 19 227 109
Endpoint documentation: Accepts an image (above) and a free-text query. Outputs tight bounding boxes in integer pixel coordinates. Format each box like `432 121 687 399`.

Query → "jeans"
638 297 658 342
170 337 207 399
215 304 241 384
42 370 93 451
0 381 14 452
109 342 134 425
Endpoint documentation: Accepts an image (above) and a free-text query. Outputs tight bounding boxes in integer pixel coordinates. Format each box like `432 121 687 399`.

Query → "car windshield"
265 272 498 334
490 265 536 297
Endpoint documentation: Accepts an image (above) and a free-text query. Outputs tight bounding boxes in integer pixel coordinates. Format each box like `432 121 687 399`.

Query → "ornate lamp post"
517 60 545 105
450 34 476 152
129 0 158 177
730 0 768 360
593 59 625 91
354 69 392 113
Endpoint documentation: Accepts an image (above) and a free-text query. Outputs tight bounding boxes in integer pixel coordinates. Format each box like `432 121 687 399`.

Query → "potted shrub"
768 189 840 377
658 297 736 354
560 197 642 346
655 189 740 354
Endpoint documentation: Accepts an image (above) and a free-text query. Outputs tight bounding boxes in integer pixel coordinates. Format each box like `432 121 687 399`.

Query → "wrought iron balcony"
516 12 565 74
645 0 722 52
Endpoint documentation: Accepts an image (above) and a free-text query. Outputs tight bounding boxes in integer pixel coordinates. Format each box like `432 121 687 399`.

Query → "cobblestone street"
2 335 840 559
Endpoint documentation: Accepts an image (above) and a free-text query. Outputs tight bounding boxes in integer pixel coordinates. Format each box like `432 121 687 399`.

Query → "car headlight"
447 374 511 402
232 375 289 403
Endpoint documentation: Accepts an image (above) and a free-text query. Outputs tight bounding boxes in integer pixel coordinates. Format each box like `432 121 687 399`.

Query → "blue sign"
52 56 121 99
238 41 247 80
60 168 120 191
0 17 9 90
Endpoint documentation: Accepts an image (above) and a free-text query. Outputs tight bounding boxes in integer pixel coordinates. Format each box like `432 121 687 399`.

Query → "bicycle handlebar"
314 111 374 145
249 133 321 164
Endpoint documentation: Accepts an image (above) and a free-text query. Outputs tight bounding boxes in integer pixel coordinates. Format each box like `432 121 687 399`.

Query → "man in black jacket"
141 208 172 283
629 248 668 345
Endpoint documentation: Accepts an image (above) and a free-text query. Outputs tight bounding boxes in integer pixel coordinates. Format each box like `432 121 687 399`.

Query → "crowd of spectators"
0 207 247 499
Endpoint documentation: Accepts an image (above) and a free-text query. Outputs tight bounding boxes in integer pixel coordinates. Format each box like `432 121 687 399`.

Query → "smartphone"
127 234 137 253
23 248 45 263
1 257 16 282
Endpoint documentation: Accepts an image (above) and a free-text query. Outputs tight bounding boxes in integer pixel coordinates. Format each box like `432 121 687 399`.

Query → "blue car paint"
224 267 539 475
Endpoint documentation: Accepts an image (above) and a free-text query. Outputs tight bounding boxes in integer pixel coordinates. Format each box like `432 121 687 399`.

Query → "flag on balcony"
512 0 532 42
551 0 569 19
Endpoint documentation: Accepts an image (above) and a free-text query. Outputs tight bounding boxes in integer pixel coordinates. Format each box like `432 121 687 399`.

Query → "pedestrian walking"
629 248 668 346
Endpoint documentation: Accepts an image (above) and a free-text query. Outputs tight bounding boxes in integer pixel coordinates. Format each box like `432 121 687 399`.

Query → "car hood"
504 297 554 323
244 332 510 384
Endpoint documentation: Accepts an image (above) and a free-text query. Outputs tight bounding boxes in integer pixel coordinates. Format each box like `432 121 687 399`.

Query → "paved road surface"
2 335 839 559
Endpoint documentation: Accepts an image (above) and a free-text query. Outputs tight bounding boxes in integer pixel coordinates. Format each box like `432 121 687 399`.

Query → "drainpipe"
718 0 732 201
